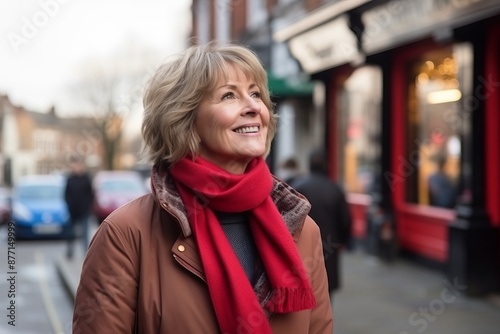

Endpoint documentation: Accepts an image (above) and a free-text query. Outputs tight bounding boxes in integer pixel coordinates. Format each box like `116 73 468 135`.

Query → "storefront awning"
361 0 500 55
267 72 314 98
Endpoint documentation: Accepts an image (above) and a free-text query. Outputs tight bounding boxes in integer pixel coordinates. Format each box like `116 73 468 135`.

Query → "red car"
92 171 148 223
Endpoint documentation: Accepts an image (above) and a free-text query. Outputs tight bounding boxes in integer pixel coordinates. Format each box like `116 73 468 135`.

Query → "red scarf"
170 157 315 333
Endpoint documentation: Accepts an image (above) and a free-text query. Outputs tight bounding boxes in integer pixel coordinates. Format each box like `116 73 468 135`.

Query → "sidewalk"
333 250 500 334
56 247 500 333
56 220 99 303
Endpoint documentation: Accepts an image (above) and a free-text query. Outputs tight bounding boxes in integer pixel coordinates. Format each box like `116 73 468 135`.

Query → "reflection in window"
339 66 382 194
406 47 463 208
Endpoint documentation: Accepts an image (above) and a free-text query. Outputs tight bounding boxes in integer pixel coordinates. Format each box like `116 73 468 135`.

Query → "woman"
73 42 333 333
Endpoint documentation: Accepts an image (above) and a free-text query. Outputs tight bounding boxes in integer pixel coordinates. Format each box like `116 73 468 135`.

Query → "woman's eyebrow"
216 83 258 90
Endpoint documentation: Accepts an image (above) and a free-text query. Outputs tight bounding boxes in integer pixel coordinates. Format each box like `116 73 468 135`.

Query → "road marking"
35 252 66 334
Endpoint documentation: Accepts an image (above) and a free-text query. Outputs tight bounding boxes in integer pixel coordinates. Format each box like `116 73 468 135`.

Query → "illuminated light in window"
426 89 462 104
448 78 459 88
417 73 429 84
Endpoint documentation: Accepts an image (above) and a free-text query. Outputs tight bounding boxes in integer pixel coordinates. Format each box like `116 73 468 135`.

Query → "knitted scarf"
170 157 315 334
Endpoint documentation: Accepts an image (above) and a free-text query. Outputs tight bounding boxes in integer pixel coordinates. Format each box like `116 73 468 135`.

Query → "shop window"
405 46 465 208
339 66 382 194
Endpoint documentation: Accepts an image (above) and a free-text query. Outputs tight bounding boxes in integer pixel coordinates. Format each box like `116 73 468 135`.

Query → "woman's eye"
222 92 235 100
251 91 261 99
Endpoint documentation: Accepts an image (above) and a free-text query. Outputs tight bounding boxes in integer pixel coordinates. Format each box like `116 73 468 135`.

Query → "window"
33 129 58 156
339 66 382 194
405 46 465 208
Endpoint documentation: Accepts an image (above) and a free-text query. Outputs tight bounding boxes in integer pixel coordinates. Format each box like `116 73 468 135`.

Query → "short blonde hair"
141 42 277 165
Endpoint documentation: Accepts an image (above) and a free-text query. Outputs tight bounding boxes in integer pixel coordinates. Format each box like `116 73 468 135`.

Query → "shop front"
275 0 500 295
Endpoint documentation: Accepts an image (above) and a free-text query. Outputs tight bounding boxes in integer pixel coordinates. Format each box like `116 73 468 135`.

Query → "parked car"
12 175 70 239
93 170 148 223
0 187 12 225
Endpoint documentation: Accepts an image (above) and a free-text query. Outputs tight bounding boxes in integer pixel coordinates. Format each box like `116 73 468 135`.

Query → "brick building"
0 95 104 186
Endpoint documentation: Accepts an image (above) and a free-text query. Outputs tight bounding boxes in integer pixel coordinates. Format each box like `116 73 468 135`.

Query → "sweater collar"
150 161 311 240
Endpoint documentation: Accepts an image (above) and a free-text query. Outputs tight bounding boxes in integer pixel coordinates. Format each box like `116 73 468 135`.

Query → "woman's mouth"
233 125 259 134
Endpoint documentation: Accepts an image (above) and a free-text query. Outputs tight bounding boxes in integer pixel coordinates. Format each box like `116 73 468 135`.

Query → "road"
0 224 75 334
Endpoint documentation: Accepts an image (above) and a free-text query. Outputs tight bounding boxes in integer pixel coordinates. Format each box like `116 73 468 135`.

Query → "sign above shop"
362 0 500 54
288 15 360 74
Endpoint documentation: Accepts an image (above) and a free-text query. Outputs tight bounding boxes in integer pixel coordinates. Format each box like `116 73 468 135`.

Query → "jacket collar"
150 161 311 240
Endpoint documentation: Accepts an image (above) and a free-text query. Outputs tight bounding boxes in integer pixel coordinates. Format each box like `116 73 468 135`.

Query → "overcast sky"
0 0 192 116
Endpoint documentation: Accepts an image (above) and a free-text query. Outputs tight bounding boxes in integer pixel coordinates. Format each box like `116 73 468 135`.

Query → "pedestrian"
277 156 302 184
73 42 333 333
64 155 94 259
428 153 457 208
292 149 352 299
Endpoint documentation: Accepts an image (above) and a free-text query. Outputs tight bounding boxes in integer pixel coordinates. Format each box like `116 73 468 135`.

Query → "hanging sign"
288 15 360 74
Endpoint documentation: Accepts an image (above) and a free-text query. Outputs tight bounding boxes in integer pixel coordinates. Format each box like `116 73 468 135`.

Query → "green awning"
267 72 314 98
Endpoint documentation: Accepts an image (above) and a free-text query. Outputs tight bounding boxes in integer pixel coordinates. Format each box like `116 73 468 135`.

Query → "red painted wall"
485 23 500 227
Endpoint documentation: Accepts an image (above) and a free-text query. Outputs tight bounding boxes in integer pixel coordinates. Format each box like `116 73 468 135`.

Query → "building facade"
0 95 104 186
274 0 500 295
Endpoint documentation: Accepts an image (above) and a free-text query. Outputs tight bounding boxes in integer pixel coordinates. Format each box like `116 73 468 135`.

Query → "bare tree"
70 43 162 170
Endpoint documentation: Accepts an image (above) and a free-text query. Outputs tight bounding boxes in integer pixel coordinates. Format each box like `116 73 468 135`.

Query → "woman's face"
195 64 270 174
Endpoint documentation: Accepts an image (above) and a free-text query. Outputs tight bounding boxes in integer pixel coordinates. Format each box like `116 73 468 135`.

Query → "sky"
0 0 192 118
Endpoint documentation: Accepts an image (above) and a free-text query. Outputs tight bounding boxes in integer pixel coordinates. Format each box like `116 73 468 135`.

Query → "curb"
55 257 82 303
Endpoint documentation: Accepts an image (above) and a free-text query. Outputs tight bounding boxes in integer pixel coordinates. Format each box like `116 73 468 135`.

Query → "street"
0 224 75 334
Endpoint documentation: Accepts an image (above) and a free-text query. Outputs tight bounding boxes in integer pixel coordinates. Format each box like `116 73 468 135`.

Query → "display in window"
406 48 462 208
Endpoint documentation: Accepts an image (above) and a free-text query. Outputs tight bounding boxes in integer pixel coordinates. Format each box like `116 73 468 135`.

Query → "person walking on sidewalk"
292 149 352 299
73 42 333 334
64 155 94 259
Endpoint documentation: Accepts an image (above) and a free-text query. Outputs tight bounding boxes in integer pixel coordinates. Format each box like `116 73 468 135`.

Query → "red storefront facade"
275 0 500 295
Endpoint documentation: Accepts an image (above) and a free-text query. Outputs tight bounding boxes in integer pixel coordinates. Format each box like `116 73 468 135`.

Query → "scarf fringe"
266 287 316 313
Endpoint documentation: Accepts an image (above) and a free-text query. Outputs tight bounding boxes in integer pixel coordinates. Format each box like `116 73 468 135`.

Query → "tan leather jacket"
73 166 333 333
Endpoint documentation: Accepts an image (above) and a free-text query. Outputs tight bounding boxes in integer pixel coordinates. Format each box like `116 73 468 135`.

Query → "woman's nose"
242 96 261 115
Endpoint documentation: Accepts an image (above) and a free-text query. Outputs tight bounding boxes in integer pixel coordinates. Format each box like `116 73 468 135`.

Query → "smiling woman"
73 42 333 334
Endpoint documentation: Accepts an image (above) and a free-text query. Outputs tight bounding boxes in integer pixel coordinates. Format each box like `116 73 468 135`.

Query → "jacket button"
177 244 186 252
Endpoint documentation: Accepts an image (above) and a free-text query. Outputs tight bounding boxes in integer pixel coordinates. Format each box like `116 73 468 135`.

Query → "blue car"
12 175 70 240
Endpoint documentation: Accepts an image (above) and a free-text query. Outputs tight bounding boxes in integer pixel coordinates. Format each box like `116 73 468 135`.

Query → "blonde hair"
141 42 277 165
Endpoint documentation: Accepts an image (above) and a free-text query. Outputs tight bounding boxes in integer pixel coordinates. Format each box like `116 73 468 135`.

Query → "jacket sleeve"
305 217 334 334
73 220 139 333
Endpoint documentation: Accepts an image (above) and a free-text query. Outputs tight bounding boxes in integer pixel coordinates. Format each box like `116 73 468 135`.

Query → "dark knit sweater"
216 211 260 285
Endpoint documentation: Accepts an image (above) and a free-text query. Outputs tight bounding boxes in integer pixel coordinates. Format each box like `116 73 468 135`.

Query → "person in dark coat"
64 155 94 259
277 156 302 185
292 149 352 297
428 154 457 208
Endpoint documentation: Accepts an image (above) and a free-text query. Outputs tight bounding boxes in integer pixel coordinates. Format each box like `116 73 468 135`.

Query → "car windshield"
100 180 143 192
18 185 63 200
